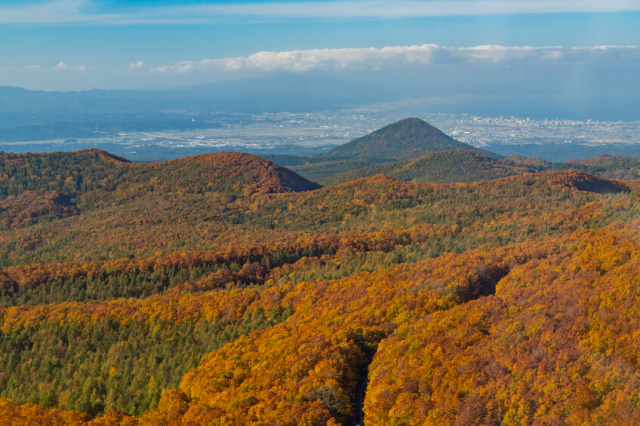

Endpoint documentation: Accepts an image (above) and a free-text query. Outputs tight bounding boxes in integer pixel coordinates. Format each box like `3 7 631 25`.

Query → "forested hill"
0 149 320 199
315 117 497 162
162 151 322 194
0 149 320 235
322 150 535 185
307 148 640 186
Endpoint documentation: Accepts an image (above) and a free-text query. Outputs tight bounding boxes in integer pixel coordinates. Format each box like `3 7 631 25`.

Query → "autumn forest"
3 119 640 425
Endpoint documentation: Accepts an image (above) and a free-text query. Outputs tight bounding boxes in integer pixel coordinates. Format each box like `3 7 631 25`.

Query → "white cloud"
151 44 640 74
1 0 640 25
128 61 145 71
52 61 88 71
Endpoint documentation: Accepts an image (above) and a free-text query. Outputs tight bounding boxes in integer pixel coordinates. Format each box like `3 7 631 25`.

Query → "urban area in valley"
3 102 640 162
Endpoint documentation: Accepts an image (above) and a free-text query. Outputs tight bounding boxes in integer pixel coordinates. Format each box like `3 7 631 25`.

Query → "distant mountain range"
0 75 401 144
0 75 395 121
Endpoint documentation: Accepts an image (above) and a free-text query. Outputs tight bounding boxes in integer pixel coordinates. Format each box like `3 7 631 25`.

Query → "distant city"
2 101 640 162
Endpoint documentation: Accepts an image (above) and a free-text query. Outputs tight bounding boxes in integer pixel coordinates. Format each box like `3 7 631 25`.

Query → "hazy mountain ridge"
0 76 400 144
0 76 395 120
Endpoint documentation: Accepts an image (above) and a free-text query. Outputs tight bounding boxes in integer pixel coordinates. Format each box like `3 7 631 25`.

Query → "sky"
0 0 639 103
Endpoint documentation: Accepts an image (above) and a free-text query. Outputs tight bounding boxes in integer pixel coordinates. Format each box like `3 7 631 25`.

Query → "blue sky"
0 0 639 93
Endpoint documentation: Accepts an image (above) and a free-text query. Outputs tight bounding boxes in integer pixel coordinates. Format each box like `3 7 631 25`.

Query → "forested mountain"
316 118 496 162
2 146 640 425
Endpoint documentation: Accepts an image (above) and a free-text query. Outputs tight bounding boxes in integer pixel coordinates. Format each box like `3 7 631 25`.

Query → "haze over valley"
3 96 640 163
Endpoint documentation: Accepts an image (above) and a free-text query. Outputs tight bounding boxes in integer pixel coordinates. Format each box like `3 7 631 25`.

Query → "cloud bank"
151 44 640 74
1 0 640 25
4 45 636 77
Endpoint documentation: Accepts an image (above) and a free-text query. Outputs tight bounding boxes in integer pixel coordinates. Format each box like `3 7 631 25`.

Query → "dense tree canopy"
2 149 640 424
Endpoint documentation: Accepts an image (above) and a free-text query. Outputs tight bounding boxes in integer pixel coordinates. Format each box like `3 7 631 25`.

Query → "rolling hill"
323 150 542 185
0 149 320 198
0 150 321 234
